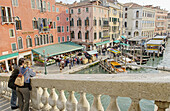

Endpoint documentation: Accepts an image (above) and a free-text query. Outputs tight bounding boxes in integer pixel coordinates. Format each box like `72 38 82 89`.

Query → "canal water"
72 39 170 111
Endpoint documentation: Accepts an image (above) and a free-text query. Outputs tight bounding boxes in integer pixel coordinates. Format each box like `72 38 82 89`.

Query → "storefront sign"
2 51 8 55
22 31 34 34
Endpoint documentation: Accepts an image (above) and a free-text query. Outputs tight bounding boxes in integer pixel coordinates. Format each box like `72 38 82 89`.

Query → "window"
56 8 59 12
66 9 68 14
93 18 97 26
70 18 74 26
67 26 69 32
85 17 89 26
62 36 64 42
124 22 127 27
34 35 39 46
26 36 32 48
36 0 40 9
136 11 139 18
47 2 51 12
12 0 18 6
54 22 56 29
1 7 12 22
94 32 97 39
52 5 55 12
43 35 46 44
46 35 49 44
99 32 102 39
86 8 89 12
48 19 53 29
77 18 81 26
15 16 22 30
85 31 89 40
57 17 60 21
136 21 138 28
18 37 23 49
70 9 73 14
128 32 131 35
40 35 43 45
31 0 35 9
43 1 46 11
67 36 69 41
58 37 60 43
125 13 127 18
78 31 82 39
99 19 101 26
78 8 81 13
125 8 128 11
71 31 74 38
62 26 64 32
57 26 61 32
66 17 69 21
109 17 111 22
50 34 53 43
11 43 17 51
32 17 38 29
9 29 15 37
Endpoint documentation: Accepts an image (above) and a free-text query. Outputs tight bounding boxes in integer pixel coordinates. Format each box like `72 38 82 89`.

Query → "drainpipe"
11 0 20 65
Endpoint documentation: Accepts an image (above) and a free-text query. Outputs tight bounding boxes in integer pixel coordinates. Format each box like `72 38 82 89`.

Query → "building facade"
69 0 109 51
167 13 170 37
0 0 70 72
123 3 155 39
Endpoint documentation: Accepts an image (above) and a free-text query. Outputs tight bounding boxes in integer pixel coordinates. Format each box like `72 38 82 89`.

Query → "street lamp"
43 50 47 75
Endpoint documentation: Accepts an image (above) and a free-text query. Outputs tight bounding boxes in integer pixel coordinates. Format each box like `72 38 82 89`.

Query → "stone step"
0 97 19 111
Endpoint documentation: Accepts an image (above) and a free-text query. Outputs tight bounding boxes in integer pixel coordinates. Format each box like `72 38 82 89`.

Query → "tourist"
16 59 36 111
70 58 73 67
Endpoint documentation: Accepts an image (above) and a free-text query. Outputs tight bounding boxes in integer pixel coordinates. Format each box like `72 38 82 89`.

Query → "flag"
48 21 51 29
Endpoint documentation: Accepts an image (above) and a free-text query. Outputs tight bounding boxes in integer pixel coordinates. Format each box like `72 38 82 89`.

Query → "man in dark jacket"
8 58 25 110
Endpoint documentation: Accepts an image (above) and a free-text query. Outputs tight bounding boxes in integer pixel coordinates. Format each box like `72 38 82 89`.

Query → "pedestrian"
69 62 71 69
60 65 62 73
70 58 73 67
16 59 36 111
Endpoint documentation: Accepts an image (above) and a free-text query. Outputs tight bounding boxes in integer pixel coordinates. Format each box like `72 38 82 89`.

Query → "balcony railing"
1 16 15 25
39 27 50 34
1 73 170 111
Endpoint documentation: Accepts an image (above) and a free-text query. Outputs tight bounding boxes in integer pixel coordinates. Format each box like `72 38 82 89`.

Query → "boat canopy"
111 61 121 66
120 43 130 46
153 36 167 39
121 36 126 39
146 40 163 45
95 40 110 46
108 48 121 54
113 40 120 43
87 50 98 55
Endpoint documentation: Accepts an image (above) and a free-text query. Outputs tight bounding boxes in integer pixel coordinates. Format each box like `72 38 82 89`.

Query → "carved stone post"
106 96 119 111
66 91 78 111
57 90 67 111
91 94 104 111
41 87 51 111
77 92 90 111
48 88 59 111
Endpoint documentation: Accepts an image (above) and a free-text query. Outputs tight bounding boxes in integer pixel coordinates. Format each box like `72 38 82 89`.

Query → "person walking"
16 59 36 111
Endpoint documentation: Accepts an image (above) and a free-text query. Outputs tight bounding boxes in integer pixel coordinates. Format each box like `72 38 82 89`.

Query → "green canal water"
72 39 170 111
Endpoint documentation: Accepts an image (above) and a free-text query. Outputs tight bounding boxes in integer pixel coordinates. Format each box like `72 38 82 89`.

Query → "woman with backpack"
16 59 36 111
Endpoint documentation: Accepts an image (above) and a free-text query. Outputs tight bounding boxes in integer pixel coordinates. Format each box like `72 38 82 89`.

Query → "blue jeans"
11 89 17 107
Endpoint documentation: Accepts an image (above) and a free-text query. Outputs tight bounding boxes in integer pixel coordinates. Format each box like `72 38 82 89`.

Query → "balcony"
39 27 50 34
1 16 15 25
1 73 170 111
157 25 164 28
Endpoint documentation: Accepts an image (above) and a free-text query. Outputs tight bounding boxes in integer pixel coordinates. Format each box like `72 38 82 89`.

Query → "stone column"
5 60 9 72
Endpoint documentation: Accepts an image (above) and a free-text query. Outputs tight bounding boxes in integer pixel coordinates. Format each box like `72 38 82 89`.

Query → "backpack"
8 67 19 90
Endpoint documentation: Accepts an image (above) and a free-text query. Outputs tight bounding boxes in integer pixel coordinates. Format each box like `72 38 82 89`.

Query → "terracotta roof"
69 0 102 8
123 2 142 8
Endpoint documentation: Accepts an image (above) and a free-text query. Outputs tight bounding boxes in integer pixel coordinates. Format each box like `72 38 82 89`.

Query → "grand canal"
72 38 170 111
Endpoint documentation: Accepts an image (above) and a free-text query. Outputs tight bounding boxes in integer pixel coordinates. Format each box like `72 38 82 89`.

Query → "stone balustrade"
1 73 170 111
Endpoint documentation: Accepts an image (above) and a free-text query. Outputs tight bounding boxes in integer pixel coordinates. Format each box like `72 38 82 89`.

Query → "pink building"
0 0 70 72
69 0 110 51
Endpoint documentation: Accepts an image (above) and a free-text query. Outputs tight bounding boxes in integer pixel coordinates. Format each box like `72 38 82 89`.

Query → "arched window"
136 21 138 28
78 31 82 39
70 18 74 26
99 18 101 26
77 18 81 26
125 13 127 18
43 1 46 11
34 35 39 46
50 34 53 43
18 37 23 49
71 31 74 38
15 16 22 30
32 17 38 29
85 31 89 40
136 11 139 18
93 17 97 26
134 31 139 37
124 22 127 27
26 36 32 48
85 17 89 26
47 2 50 12
43 35 46 44
40 35 43 45
46 34 49 44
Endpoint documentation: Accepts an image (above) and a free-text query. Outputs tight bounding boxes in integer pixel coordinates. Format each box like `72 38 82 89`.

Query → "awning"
113 40 120 43
121 36 126 39
95 40 110 46
120 43 130 46
108 48 121 54
87 50 98 55
146 40 163 45
32 42 84 57
0 52 18 61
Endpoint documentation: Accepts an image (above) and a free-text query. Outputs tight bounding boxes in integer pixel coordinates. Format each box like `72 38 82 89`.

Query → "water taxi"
153 36 167 47
121 57 140 70
110 61 126 73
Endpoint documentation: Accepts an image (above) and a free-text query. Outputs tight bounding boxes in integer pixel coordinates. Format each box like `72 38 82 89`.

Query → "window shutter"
16 21 19 30
26 39 28 48
77 20 78 26
19 20 22 30
32 20 34 29
34 38 36 46
30 38 32 47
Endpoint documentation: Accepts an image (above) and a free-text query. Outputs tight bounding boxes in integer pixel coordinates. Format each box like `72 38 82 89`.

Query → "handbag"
14 68 29 86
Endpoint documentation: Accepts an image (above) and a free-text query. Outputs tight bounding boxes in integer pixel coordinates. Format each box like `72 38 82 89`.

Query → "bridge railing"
0 73 170 111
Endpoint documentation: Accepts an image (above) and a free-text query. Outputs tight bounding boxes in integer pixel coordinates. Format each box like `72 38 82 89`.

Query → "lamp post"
43 50 47 75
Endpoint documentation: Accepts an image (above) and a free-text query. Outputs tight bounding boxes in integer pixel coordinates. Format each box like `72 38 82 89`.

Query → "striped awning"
0 52 18 61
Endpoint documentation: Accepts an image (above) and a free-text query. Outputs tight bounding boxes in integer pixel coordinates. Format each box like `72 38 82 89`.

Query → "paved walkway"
0 97 19 111
32 55 109 74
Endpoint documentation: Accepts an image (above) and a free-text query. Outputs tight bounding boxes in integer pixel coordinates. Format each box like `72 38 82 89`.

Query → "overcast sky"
56 0 170 12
